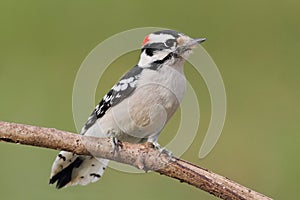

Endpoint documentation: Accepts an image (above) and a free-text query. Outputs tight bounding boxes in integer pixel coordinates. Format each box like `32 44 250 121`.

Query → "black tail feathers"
49 157 83 189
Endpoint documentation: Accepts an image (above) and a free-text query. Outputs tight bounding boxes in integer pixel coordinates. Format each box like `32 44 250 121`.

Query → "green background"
0 0 299 199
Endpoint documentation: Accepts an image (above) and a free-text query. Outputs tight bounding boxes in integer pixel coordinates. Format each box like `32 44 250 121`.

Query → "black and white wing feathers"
80 65 143 135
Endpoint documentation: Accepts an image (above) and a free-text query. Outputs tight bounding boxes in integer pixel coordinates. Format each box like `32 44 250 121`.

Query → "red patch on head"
142 35 150 46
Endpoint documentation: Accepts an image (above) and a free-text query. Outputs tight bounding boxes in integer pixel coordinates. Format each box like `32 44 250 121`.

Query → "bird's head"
138 30 206 67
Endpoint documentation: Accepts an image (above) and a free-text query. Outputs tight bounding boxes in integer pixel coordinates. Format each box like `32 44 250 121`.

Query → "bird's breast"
99 65 186 143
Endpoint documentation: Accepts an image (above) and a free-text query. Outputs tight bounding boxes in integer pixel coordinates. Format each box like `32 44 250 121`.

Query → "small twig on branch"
0 121 272 200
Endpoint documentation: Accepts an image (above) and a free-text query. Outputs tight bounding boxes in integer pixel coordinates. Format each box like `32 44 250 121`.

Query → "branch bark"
0 121 272 200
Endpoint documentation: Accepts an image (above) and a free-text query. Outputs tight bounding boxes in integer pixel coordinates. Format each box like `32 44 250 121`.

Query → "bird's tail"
49 151 109 189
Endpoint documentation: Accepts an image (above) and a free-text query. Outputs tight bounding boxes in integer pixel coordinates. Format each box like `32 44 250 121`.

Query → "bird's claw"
108 130 122 155
151 142 173 158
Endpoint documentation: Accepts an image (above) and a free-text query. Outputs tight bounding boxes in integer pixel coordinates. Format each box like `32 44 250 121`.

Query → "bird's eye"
165 39 176 47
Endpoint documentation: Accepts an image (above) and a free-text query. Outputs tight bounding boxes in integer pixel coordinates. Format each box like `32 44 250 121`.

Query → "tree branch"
0 121 272 200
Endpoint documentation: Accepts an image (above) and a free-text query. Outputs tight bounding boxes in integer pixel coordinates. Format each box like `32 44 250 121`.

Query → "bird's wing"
80 65 143 135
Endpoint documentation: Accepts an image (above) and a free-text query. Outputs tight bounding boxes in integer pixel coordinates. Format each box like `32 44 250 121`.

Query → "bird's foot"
151 142 173 158
108 130 122 155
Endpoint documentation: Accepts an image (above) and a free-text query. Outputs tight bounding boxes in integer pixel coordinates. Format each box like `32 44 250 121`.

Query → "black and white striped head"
138 30 206 67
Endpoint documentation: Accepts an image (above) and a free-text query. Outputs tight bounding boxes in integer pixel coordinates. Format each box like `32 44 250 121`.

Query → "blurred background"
0 0 299 199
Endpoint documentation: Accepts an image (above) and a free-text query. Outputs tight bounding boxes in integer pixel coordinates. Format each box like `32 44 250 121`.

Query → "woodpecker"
49 30 205 189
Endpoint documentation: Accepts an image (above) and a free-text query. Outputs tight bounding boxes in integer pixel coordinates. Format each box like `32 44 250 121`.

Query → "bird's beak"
186 38 206 48
174 37 206 57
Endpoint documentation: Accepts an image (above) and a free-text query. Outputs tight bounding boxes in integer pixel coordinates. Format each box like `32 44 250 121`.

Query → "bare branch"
0 121 272 200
